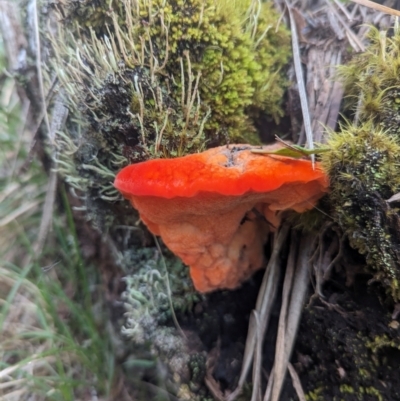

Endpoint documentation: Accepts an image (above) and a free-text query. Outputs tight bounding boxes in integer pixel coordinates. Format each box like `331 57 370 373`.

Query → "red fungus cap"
115 144 328 292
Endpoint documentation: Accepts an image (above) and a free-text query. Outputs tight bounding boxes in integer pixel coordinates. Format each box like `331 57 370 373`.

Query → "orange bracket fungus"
114 145 328 292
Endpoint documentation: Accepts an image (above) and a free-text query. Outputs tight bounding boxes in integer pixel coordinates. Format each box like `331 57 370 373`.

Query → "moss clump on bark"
337 25 400 136
322 123 400 301
55 0 291 158
52 0 290 232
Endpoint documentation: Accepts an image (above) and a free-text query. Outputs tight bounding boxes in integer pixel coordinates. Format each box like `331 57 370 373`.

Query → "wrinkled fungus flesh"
115 145 328 292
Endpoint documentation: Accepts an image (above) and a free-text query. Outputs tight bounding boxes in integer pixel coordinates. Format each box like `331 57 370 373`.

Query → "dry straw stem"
34 92 68 256
225 226 313 401
0 0 61 263
350 0 400 17
264 232 313 401
0 267 69 401
285 1 315 164
226 224 290 401
282 0 390 147
287 363 307 401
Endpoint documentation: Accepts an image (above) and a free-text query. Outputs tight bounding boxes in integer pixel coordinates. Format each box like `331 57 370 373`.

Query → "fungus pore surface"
115 145 328 292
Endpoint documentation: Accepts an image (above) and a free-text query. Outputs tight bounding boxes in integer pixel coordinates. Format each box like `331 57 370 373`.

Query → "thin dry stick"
0 201 41 227
285 1 314 165
333 0 353 20
253 224 291 383
288 363 307 401
265 232 314 401
250 310 262 401
350 0 400 17
34 94 68 256
387 192 400 203
267 234 298 401
30 0 52 144
227 224 290 401
153 236 187 340
327 1 365 52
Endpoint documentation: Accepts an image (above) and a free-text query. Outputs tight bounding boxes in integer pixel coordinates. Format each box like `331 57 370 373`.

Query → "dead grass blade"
227 224 290 401
0 200 41 227
350 0 400 18
327 1 365 52
288 363 307 401
387 192 400 203
285 1 315 164
250 310 262 401
29 0 52 143
0 2 26 70
33 94 68 256
264 232 314 401
268 234 298 401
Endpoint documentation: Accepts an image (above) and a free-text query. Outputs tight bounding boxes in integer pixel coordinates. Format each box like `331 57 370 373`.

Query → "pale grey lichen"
121 247 202 377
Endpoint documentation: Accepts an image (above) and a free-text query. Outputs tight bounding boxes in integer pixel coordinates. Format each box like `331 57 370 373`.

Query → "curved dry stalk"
250 310 262 401
153 236 187 340
265 233 298 400
350 0 400 18
288 363 307 401
227 223 290 401
264 232 314 401
29 0 52 142
285 1 314 164
33 92 68 257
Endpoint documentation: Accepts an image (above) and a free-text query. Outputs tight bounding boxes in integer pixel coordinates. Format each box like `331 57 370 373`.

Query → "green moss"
322 122 400 301
52 0 290 235
339 385 355 394
188 353 207 390
55 0 290 159
365 387 384 401
306 386 324 401
326 22 400 302
366 334 400 353
339 385 383 401
62 0 126 34
337 25 400 136
358 368 371 379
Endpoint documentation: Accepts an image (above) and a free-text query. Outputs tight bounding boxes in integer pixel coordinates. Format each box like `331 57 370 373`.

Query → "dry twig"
227 224 290 401
350 0 400 17
264 232 313 401
285 1 315 163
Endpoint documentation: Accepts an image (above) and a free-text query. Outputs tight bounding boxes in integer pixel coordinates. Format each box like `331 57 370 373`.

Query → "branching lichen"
122 247 200 341
122 247 201 378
